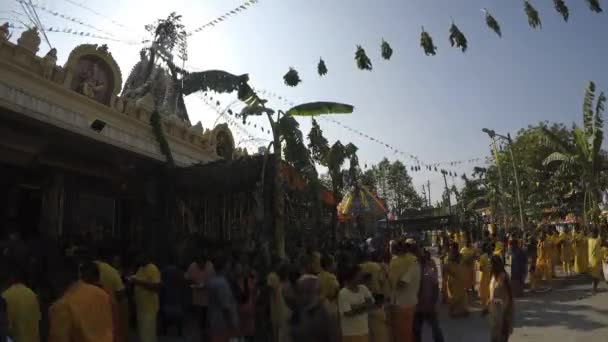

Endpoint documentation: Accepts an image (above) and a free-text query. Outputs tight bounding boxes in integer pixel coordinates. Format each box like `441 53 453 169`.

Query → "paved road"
422 276 608 342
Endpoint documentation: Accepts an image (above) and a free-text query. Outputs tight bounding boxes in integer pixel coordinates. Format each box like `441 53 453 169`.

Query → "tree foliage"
553 0 569 22
483 9 502 38
283 67 301 87
317 58 328 76
381 39 393 60
586 0 603 13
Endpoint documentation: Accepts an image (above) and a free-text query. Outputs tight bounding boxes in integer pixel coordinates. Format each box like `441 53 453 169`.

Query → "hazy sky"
2 0 607 201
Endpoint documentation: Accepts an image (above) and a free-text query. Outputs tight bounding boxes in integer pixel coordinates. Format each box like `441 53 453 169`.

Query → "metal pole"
491 138 508 229
442 171 452 216
507 137 525 230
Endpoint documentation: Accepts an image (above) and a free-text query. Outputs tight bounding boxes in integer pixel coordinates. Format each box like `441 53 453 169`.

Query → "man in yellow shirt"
48 257 113 342
1 262 40 342
95 248 128 342
560 229 574 277
588 228 603 293
129 253 162 342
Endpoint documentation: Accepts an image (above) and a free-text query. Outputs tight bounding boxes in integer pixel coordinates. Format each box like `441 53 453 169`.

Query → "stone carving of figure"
80 63 105 99
42 48 57 79
17 26 41 54
0 22 11 42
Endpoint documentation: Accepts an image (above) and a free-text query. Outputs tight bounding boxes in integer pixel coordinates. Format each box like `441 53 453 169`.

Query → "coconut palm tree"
542 81 606 223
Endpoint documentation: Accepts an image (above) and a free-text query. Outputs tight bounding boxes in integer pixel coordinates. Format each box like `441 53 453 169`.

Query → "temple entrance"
15 185 42 239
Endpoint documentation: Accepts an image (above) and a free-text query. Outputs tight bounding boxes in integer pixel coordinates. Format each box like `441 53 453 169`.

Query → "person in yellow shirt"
443 243 469 318
560 229 574 277
549 230 560 278
573 227 589 274
48 257 113 342
96 248 128 342
1 262 40 342
459 239 476 294
588 228 603 293
536 232 552 287
129 253 162 342
360 253 389 342
477 243 492 315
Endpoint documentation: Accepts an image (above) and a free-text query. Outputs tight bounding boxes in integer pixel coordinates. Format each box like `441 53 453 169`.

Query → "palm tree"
542 81 606 223
240 102 354 257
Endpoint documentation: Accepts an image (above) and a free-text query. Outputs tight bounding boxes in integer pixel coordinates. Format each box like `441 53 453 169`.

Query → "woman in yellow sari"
536 232 552 286
360 253 390 342
388 240 418 342
588 228 603 293
478 243 492 314
560 229 574 277
460 240 476 294
548 230 560 278
443 243 469 318
574 227 589 274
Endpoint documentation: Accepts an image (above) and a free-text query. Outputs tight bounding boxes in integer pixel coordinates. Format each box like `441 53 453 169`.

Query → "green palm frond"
317 58 328 76
181 70 249 95
572 128 591 161
381 39 393 60
483 9 502 37
583 81 596 134
592 91 606 166
553 0 570 22
539 127 574 155
586 0 603 13
524 1 542 29
448 22 468 52
278 116 316 179
285 102 354 117
307 119 330 164
283 67 301 87
355 45 373 70
543 151 574 166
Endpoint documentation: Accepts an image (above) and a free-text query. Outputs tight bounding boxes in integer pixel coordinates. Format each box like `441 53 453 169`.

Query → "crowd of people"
0 223 607 342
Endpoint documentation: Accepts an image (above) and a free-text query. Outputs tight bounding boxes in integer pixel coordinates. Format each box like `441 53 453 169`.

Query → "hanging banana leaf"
381 39 393 60
283 67 301 87
448 22 468 52
285 102 354 117
524 1 542 29
355 45 372 70
553 0 569 22
317 58 328 76
483 9 502 37
420 27 437 56
585 0 603 12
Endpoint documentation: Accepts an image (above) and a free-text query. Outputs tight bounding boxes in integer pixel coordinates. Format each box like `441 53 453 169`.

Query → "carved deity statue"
17 26 41 54
42 48 57 79
0 22 11 42
79 63 106 99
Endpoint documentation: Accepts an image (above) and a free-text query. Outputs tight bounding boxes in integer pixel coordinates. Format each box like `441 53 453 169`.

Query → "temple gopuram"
0 26 266 253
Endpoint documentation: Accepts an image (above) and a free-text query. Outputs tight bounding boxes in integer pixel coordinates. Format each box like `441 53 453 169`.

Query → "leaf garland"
355 45 373 70
420 27 437 56
150 110 175 166
585 0 603 13
283 67 301 87
381 39 393 60
448 22 468 52
483 9 502 38
553 0 569 22
317 58 328 76
524 1 542 29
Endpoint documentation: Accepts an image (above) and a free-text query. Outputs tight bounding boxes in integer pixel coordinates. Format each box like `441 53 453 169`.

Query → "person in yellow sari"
443 243 469 318
460 240 476 294
535 232 552 286
477 243 492 315
549 230 560 278
573 227 589 274
588 228 603 293
559 229 574 277
388 240 420 342
361 253 390 342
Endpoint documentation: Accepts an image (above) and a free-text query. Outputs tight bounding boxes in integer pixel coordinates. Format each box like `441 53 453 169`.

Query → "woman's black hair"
343 263 361 284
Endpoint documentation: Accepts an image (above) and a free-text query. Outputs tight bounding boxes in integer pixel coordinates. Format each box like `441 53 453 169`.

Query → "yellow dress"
549 235 559 276
588 237 603 280
1 283 41 342
443 260 468 317
560 233 574 275
134 263 161 342
477 254 492 308
536 240 552 281
574 232 589 274
460 246 476 290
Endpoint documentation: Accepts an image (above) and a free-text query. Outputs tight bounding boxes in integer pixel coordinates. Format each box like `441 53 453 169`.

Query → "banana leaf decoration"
553 0 569 22
420 27 437 56
585 0 603 12
483 9 502 37
524 1 542 29
448 21 468 52
355 45 372 70
283 67 301 87
317 58 328 76
381 39 393 60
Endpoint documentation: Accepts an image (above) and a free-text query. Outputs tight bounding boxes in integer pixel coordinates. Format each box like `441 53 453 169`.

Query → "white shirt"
338 285 373 337
393 260 421 307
